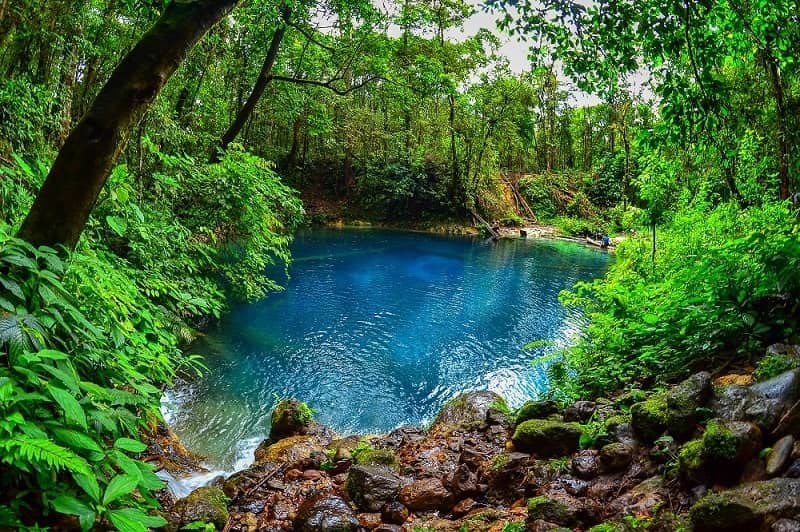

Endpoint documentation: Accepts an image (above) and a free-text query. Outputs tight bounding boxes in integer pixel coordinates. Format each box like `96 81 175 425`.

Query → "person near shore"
601 235 610 248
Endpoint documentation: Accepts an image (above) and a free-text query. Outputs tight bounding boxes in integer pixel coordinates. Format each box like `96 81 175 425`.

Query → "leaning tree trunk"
17 0 239 249
211 5 291 162
765 51 791 200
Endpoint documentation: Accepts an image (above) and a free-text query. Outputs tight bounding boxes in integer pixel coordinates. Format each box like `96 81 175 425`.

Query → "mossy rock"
512 420 582 457
630 394 669 442
527 496 576 527
352 447 398 468
516 400 561 426
689 490 759 531
587 523 627 532
677 438 706 482
702 419 762 465
168 486 229 531
270 398 314 441
430 391 505 435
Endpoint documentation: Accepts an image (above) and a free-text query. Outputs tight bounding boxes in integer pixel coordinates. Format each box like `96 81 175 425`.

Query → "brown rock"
599 442 635 472
767 435 795 476
399 477 454 512
452 498 479 515
357 512 383 529
303 469 322 481
380 501 409 525
608 476 666 516
571 450 600 479
254 435 324 468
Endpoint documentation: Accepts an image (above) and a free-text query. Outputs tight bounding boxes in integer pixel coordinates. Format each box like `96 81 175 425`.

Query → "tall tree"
17 0 239 248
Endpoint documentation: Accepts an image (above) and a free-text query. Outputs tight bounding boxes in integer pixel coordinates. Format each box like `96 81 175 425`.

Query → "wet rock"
303 469 322 481
599 442 634 472
563 400 597 423
557 476 588 497
526 492 596 528
773 519 800 532
703 419 762 466
526 520 572 531
380 501 409 525
294 493 358 532
374 525 403 532
329 436 361 461
485 452 533 501
357 512 382 529
345 465 401 512
452 498 479 515
768 435 796 476
511 420 582 457
353 448 398 468
666 371 712 439
690 478 800 531
450 463 478 496
571 450 600 479
608 476 666 516
631 394 669 442
167 486 229 531
430 391 507 435
712 369 800 433
254 435 325 468
516 400 561 425
740 458 768 483
399 477 454 512
270 399 314 441
786 459 800 478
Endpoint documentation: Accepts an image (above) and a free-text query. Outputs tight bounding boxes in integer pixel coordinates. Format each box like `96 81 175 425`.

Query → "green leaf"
51 495 96 531
106 215 128 237
52 428 103 454
107 508 166 532
102 474 139 505
114 437 147 453
72 471 101 502
48 386 87 429
642 313 660 325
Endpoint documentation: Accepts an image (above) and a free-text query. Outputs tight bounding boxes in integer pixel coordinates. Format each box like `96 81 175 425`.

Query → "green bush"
0 230 177 530
559 201 800 394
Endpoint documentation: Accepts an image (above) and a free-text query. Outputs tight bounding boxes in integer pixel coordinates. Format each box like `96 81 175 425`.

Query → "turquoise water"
163 229 610 471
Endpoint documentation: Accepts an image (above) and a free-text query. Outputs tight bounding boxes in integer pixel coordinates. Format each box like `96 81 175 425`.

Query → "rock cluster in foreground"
162 367 800 531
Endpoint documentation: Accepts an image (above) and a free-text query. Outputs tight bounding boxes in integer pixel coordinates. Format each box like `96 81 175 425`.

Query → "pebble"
767 435 795 476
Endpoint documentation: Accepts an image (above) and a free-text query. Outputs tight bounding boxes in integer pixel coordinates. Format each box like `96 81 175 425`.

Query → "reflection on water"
163 229 610 472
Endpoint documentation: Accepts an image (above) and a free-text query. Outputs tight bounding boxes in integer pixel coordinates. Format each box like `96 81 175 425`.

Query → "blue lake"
163 229 610 471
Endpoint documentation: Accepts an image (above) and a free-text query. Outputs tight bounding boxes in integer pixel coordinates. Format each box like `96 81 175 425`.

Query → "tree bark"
211 5 291 162
765 51 791 200
17 0 239 249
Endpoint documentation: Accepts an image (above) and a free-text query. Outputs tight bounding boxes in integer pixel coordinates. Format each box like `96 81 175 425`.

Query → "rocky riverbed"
157 355 800 531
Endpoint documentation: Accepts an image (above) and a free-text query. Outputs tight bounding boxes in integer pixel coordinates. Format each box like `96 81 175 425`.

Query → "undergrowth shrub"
557 201 800 395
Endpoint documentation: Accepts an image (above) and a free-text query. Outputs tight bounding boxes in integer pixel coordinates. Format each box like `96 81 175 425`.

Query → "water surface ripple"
163 229 610 471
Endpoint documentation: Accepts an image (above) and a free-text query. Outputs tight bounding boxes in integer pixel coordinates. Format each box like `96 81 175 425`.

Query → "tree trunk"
765 51 791 200
211 5 291 162
18 0 239 249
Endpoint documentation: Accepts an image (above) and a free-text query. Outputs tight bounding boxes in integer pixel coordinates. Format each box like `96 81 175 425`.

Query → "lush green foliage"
0 144 302 527
558 201 800 394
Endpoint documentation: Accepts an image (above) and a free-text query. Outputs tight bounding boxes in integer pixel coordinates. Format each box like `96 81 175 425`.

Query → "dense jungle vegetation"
0 0 798 528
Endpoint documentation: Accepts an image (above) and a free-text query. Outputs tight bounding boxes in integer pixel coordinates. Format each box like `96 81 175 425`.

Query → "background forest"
0 0 799 529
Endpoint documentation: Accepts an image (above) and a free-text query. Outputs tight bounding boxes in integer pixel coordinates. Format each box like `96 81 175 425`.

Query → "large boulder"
429 391 507 435
631 372 713 442
511 420 582 457
294 493 359 532
516 400 561 425
690 478 800 531
666 371 712 439
712 369 800 433
167 486 229 531
398 477 454 512
345 465 401 512
526 493 598 529
678 420 762 484
270 399 314 441
254 435 325 469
